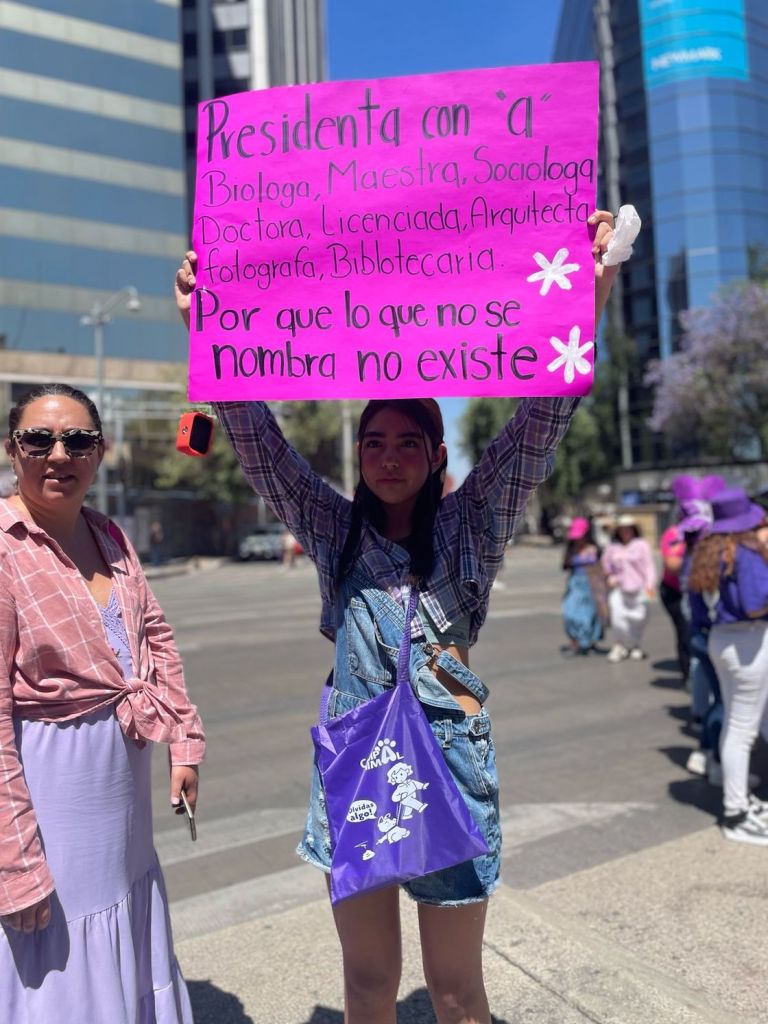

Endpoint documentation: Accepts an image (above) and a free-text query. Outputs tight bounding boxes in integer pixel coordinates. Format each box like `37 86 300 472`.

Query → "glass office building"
0 0 187 366
554 0 768 463
181 0 326 216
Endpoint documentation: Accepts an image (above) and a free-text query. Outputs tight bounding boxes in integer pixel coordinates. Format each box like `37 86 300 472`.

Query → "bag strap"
319 585 419 725
396 585 420 686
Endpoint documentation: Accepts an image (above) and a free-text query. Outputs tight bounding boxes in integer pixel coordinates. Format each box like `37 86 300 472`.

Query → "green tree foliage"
459 396 609 514
541 403 609 510
281 400 348 482
458 398 518 464
153 414 254 505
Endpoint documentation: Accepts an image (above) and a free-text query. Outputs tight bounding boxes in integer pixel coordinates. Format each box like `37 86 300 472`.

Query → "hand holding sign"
187 63 607 402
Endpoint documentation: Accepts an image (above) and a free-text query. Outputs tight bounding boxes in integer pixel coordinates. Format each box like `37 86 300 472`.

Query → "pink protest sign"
189 62 598 401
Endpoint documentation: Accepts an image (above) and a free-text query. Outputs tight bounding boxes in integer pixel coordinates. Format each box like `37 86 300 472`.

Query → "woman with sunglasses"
0 384 204 1022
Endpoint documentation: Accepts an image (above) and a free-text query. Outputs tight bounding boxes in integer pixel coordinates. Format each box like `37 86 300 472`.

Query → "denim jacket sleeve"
213 401 352 567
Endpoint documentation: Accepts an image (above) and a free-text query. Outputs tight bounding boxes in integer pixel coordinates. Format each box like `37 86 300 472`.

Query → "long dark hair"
8 383 102 435
337 399 447 583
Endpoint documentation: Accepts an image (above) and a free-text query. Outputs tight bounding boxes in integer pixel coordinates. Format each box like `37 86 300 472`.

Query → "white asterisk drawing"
547 327 594 384
526 248 580 296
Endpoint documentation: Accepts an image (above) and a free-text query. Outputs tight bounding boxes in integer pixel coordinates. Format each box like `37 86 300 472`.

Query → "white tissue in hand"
601 205 642 266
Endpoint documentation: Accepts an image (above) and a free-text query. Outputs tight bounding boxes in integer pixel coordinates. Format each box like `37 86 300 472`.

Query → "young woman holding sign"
175 209 621 1024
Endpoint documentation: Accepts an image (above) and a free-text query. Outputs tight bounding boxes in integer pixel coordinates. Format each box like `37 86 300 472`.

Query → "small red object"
176 412 214 456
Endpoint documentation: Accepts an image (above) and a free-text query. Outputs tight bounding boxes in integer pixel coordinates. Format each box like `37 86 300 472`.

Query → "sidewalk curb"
144 557 226 581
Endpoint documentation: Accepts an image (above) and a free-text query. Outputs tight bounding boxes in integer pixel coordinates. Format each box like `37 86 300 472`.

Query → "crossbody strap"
396 585 420 685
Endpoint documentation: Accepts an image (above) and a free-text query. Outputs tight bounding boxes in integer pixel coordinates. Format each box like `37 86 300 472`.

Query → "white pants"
609 588 648 650
709 620 768 816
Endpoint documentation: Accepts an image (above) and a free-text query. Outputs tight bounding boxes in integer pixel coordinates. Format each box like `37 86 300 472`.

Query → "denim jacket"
329 569 489 721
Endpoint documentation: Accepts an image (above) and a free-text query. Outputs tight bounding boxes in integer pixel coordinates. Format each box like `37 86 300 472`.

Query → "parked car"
237 524 284 561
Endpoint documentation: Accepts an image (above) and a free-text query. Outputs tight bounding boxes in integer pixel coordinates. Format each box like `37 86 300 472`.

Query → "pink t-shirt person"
602 537 657 595
659 525 686 591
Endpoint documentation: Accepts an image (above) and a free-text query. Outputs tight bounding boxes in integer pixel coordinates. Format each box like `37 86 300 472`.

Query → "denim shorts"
296 688 502 906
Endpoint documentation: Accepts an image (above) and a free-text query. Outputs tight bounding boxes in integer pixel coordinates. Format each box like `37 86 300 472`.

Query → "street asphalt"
145 543 768 1023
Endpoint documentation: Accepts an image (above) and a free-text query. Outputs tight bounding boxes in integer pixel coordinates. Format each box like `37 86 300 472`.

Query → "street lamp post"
80 287 141 514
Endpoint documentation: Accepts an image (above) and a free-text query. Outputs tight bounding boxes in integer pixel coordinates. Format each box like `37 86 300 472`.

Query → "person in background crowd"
665 474 728 782
282 527 298 568
659 517 690 680
0 384 204 1022
602 514 657 663
688 488 768 845
149 519 165 566
561 517 608 656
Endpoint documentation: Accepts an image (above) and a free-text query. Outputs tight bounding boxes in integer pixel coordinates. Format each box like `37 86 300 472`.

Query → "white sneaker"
748 795 768 821
629 647 646 661
686 750 707 776
721 809 768 846
607 643 629 663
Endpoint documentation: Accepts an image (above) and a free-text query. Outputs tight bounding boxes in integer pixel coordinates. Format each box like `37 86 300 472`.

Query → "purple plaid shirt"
214 398 577 645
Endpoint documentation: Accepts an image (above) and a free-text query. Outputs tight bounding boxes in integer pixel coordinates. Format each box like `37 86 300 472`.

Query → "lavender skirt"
0 706 193 1024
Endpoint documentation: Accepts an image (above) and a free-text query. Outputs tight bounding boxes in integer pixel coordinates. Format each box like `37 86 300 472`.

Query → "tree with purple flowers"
646 282 768 459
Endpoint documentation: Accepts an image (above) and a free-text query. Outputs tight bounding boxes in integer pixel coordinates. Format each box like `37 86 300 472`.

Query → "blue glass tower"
554 0 768 463
0 0 187 366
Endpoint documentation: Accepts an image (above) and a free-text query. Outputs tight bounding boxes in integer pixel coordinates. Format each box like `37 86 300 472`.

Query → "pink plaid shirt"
0 500 204 915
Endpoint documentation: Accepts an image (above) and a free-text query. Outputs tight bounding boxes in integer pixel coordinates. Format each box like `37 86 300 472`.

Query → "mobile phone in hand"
177 789 197 842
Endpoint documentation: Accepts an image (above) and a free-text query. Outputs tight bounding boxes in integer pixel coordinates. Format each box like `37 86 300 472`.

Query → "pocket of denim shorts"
345 598 397 685
467 732 498 799
468 729 499 798
436 717 498 801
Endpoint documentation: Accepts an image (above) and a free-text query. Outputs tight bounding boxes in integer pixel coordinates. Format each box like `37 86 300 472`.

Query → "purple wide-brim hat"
707 488 766 534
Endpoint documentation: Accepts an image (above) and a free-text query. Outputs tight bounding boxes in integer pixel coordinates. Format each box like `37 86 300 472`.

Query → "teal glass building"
554 0 768 462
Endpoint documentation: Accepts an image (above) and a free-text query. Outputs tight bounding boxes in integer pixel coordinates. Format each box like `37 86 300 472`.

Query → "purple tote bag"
311 587 490 904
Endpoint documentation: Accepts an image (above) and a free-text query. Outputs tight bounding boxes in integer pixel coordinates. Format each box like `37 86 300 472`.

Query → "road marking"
501 802 655 855
166 801 655 939
156 807 307 867
487 607 560 619
170 863 325 943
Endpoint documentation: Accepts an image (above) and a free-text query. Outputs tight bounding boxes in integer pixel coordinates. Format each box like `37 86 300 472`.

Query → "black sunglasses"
12 428 103 458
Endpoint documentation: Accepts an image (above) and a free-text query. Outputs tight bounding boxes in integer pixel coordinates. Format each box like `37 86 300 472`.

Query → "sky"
326 0 565 480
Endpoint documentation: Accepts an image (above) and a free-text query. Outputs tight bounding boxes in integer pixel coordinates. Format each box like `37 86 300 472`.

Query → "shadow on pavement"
658 743 699 771
652 658 681 674
187 980 255 1024
303 989 510 1023
649 674 685 691
663 703 701 740
666 775 722 818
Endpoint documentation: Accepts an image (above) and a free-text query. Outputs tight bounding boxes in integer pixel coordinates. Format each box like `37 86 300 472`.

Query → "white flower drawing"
527 248 580 296
547 327 594 384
